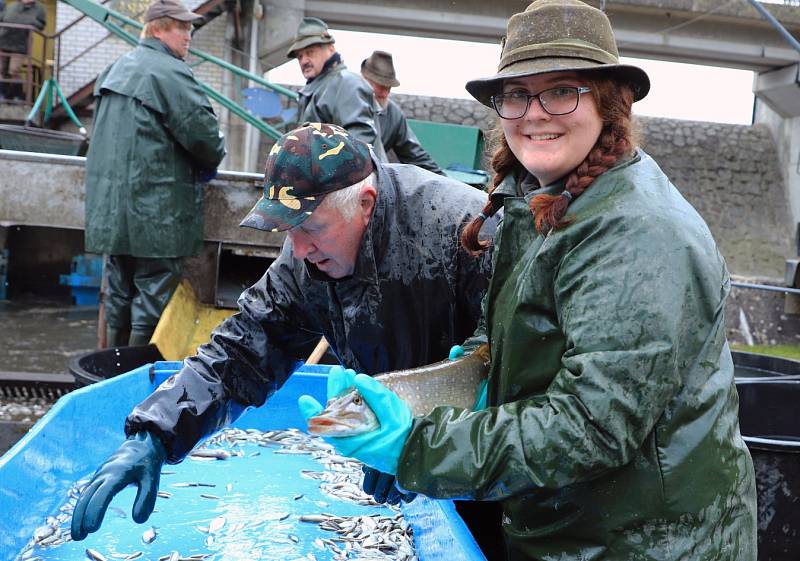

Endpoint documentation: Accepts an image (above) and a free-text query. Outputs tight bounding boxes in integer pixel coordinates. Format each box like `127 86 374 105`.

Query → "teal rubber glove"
297 365 357 420
448 344 465 360
328 374 413 475
450 345 488 410
473 378 488 410
70 431 167 541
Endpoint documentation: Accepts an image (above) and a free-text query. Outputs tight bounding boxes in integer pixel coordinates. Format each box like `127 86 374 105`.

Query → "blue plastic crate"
59 254 103 306
0 362 486 561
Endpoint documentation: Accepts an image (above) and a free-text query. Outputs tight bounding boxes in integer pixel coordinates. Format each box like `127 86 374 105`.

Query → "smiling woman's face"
500 71 603 186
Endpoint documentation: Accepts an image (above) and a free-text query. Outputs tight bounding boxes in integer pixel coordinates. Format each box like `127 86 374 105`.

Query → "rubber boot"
106 325 131 348
128 329 154 347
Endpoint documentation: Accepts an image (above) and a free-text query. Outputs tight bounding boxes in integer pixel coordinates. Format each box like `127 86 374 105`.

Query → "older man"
84 0 225 348
361 50 444 175
287 17 387 161
71 123 495 543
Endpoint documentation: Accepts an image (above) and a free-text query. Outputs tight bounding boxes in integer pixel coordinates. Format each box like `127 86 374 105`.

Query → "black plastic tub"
736 380 800 561
733 351 800 381
68 344 164 388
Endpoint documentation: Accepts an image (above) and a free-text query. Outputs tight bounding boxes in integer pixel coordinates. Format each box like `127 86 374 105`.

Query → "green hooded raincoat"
85 38 225 258
396 150 757 560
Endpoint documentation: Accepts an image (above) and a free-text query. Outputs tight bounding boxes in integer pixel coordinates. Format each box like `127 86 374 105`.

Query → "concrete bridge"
263 0 800 71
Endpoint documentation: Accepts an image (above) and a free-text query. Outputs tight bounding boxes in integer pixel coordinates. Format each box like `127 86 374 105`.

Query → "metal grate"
0 371 75 400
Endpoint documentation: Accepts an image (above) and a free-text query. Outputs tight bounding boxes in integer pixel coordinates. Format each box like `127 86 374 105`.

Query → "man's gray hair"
320 171 377 220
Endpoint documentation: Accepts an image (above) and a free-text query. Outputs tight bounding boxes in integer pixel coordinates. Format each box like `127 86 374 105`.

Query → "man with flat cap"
361 50 443 175
287 16 387 161
84 0 226 348
71 122 495 541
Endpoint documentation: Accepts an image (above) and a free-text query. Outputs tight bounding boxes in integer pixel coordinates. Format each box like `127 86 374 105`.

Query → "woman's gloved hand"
362 465 416 505
70 431 167 541
300 373 412 475
297 365 357 420
450 344 488 410
328 374 412 474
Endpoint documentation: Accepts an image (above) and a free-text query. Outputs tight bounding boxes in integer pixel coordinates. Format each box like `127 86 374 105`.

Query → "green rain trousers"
397 150 757 560
104 255 182 346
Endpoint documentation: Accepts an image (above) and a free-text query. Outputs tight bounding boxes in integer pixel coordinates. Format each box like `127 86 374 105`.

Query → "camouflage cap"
240 123 374 232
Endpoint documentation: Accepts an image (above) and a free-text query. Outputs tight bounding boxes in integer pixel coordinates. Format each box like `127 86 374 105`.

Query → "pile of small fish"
16 427 417 561
298 512 416 561
0 396 52 423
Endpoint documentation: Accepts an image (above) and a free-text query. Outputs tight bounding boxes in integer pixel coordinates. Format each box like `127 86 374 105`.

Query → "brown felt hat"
143 0 202 23
361 50 400 88
286 17 335 58
465 0 649 107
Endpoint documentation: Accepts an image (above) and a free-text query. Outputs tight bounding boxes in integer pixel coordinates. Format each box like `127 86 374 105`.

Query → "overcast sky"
266 28 757 125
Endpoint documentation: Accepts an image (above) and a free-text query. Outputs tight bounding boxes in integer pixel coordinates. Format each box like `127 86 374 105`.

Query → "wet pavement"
0 296 98 374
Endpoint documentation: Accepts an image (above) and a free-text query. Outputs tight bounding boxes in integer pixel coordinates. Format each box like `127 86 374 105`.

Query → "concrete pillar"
259 0 305 72
754 64 800 236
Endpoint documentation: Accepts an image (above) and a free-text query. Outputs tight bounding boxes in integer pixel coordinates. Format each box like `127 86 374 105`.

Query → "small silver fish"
86 548 107 561
142 527 157 544
308 344 490 436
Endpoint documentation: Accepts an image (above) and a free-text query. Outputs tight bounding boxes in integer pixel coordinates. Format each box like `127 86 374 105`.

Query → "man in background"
84 0 225 347
361 50 444 175
287 16 387 161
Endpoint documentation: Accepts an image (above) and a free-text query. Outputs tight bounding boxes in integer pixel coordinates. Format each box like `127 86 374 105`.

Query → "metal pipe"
746 0 800 55
731 281 800 295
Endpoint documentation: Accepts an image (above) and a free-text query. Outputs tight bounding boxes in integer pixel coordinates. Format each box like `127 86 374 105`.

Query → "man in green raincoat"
84 0 226 347
287 16 388 162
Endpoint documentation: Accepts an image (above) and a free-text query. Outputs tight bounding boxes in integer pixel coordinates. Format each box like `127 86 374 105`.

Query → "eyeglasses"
490 86 592 119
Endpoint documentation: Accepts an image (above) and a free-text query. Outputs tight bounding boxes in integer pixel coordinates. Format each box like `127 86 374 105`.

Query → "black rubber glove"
71 431 167 541
361 465 416 506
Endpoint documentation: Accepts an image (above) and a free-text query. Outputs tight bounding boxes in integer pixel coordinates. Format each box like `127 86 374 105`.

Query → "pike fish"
308 344 490 436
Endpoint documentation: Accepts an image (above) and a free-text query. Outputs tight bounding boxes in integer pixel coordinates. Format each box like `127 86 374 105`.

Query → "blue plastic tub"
58 254 103 306
0 362 486 561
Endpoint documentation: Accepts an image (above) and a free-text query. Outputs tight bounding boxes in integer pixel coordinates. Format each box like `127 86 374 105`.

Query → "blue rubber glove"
297 365 357 420
450 345 488 410
325 374 412 475
71 431 167 541
362 465 416 505
197 167 217 183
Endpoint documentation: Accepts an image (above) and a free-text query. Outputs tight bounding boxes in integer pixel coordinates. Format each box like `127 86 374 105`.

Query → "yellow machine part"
151 280 235 361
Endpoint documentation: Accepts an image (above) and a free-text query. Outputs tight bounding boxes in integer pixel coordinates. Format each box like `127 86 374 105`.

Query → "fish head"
307 388 380 436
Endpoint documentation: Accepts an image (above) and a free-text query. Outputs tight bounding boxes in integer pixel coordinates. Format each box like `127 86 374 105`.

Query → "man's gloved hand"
450 345 488 410
362 465 416 505
197 168 217 183
71 431 167 541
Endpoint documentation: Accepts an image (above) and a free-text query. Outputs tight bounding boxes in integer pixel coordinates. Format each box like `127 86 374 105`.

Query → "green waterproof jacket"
397 150 757 560
0 0 46 53
297 59 388 162
85 38 225 258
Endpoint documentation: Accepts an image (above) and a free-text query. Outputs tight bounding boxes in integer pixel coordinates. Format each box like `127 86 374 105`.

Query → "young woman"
304 1 758 558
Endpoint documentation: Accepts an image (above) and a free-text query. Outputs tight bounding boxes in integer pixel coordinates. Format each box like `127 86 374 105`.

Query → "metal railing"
0 23 52 107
